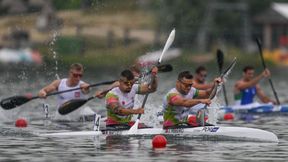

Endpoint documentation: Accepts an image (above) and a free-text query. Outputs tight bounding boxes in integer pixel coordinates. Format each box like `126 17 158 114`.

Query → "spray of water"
132 64 161 127
207 58 236 125
49 30 60 79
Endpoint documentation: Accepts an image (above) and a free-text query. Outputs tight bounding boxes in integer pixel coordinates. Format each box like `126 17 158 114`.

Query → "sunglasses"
120 79 134 86
71 72 83 78
178 79 193 87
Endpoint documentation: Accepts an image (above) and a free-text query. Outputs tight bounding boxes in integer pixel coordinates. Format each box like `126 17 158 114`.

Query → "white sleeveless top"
163 87 199 120
57 78 87 108
106 84 140 109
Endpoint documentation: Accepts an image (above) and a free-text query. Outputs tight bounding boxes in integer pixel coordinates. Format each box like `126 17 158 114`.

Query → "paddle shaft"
135 29 175 120
47 80 116 97
136 74 156 120
218 63 229 106
201 58 237 125
29 80 116 99
128 29 175 133
256 39 280 105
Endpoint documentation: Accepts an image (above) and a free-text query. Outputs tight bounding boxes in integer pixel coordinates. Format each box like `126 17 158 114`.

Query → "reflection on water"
0 72 288 161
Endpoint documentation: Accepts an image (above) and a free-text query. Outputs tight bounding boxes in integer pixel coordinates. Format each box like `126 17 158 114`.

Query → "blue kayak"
220 103 288 114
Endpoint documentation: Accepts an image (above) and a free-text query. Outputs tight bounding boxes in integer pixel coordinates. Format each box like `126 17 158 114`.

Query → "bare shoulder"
51 79 61 86
234 79 243 86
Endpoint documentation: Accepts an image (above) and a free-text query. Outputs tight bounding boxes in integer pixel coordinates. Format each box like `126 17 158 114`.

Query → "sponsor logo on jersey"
74 92 80 98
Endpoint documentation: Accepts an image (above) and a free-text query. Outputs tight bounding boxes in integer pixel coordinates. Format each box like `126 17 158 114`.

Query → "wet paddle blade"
58 99 89 115
127 119 139 135
216 49 224 72
0 95 33 110
157 64 173 73
158 29 176 63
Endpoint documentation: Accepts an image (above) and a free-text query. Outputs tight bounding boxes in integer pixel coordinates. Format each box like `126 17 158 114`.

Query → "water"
1 72 288 161
49 30 60 80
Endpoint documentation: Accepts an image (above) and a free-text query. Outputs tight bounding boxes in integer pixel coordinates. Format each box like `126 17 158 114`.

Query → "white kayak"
40 125 279 143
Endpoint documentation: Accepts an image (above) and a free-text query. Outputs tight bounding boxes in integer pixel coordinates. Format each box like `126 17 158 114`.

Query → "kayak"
39 125 279 143
218 103 288 120
220 103 288 113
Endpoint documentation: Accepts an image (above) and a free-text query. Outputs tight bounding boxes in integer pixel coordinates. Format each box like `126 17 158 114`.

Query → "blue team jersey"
240 86 257 105
234 86 257 105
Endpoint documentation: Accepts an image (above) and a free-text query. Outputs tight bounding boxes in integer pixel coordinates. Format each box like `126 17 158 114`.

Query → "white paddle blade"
93 114 101 131
127 119 139 135
159 28 176 63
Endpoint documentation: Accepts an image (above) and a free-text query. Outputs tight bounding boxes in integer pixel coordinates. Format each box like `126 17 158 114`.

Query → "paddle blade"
216 49 224 72
58 99 89 115
157 64 173 73
127 119 139 135
0 95 33 110
159 29 176 63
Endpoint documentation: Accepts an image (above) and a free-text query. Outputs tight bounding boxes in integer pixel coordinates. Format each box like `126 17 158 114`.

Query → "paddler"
192 66 214 90
190 66 215 114
234 66 276 105
94 64 142 99
162 71 222 129
105 67 158 129
38 63 91 120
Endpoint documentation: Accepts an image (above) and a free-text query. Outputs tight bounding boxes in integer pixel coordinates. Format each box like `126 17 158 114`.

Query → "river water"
0 67 288 162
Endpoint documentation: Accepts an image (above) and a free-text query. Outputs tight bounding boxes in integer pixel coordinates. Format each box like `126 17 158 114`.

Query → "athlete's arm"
38 80 61 98
196 77 222 98
256 84 274 103
236 69 270 90
95 81 120 99
138 76 158 94
138 66 158 94
169 94 211 107
80 82 90 94
107 103 144 116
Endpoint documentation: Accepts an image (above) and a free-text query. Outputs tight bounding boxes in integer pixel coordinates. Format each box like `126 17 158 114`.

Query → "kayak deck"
40 126 279 143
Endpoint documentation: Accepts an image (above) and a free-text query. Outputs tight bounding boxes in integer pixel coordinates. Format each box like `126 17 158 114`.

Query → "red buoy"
188 115 208 126
152 135 167 148
15 118 28 128
223 113 234 120
188 115 197 126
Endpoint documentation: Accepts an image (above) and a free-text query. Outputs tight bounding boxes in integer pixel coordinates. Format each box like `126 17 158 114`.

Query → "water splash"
17 71 28 81
132 65 161 127
207 96 221 125
49 30 60 79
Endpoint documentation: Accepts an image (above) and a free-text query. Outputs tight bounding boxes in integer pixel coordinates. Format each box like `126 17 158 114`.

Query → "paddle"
199 57 237 126
155 64 173 73
57 64 174 115
255 38 280 105
142 64 173 76
58 96 96 115
0 80 116 110
128 28 176 134
216 49 229 106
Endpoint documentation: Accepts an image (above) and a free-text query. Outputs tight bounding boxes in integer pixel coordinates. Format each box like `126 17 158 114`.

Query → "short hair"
243 66 254 72
178 71 193 80
121 69 134 80
70 63 83 71
195 66 207 74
